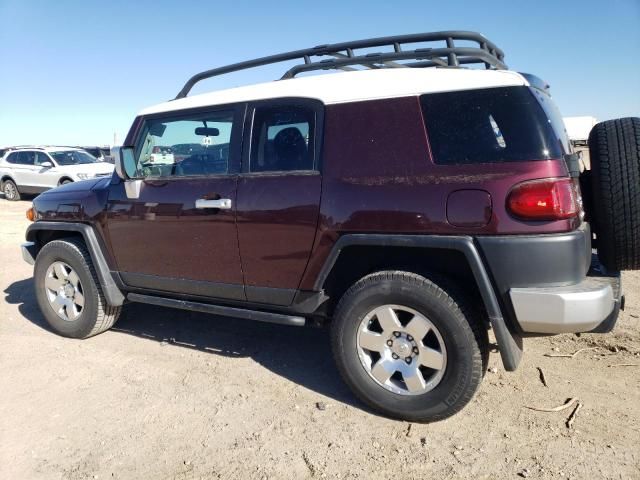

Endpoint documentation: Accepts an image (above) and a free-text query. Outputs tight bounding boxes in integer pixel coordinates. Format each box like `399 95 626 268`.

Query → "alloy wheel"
4 182 17 200
44 261 85 321
356 304 447 395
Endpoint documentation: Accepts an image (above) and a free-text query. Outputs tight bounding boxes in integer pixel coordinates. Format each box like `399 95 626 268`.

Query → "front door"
105 105 246 301
236 99 323 305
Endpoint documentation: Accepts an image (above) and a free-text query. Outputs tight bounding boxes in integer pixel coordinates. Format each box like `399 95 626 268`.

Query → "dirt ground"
1 197 639 480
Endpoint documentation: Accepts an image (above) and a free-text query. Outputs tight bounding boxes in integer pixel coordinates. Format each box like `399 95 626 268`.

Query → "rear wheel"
331 271 488 422
2 179 20 201
588 117 640 271
34 238 121 338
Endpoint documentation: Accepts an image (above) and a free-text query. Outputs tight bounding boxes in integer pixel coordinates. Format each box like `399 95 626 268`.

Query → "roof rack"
175 31 506 99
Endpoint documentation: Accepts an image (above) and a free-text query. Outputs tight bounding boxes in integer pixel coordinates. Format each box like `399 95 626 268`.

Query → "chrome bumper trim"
510 276 619 334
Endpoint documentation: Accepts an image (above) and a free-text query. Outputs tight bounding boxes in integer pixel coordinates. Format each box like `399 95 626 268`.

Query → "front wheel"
34 238 121 338
331 271 488 422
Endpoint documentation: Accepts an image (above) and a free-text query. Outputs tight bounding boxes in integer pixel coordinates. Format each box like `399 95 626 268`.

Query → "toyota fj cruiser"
21 32 640 422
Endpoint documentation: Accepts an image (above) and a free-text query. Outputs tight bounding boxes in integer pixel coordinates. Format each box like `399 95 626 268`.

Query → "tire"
34 238 121 338
331 271 488 422
60 179 73 185
588 117 640 271
2 179 21 201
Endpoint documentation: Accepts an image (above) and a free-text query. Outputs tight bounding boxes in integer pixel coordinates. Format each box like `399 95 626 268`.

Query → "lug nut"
413 347 419 354
386 340 393 347
393 331 401 338
405 357 412 364
392 353 399 360
407 335 413 342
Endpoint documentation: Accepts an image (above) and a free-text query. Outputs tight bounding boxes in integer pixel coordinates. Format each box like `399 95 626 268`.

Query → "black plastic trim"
120 272 245 301
315 234 523 371
588 258 623 334
476 224 591 292
245 285 296 305
26 222 125 307
127 293 306 327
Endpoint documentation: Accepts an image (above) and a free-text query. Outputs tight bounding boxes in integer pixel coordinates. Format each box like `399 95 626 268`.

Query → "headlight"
76 173 92 179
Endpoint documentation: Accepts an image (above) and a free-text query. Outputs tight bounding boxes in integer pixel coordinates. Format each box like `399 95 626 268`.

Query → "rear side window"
421 87 563 165
8 151 36 165
530 88 572 154
250 105 315 172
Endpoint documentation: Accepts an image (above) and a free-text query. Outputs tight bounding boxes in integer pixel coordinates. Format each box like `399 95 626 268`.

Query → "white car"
0 147 114 201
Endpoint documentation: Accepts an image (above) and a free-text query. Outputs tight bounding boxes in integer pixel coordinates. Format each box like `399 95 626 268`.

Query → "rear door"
236 99 323 305
105 104 247 301
7 151 37 187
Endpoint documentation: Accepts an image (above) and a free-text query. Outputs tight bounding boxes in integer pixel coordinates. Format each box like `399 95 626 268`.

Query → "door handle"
195 198 232 209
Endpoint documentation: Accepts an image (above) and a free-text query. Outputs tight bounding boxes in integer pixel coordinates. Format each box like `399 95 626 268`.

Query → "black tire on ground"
588 117 640 271
34 238 121 338
2 179 21 201
330 271 488 422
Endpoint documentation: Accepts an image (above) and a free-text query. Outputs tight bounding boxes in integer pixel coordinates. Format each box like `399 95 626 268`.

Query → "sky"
0 0 639 146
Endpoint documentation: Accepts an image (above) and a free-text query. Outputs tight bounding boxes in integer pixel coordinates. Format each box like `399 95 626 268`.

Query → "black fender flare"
26 222 125 307
314 234 523 371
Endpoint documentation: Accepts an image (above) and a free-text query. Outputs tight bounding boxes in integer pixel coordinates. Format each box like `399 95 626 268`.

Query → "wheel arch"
1 174 17 187
58 176 74 185
316 234 523 371
26 222 125 307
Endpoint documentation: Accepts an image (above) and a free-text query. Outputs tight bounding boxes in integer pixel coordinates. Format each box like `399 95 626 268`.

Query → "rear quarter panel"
300 96 577 289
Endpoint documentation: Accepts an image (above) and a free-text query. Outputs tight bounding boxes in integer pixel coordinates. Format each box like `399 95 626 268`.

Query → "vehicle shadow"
4 278 363 411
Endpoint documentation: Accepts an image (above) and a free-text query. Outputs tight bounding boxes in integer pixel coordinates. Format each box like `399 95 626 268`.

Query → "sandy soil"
1 197 639 480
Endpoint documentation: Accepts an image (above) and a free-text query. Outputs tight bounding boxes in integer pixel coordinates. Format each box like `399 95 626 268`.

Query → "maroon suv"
20 32 639 422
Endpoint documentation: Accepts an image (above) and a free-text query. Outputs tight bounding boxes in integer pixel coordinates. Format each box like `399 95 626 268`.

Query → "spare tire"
588 117 640 271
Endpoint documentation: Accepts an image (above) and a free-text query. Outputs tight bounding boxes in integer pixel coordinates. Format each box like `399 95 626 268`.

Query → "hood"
41 177 105 195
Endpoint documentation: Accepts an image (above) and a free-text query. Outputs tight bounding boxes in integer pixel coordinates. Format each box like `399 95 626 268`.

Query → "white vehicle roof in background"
563 116 598 142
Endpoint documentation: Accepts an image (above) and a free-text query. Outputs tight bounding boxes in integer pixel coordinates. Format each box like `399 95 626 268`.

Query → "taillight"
507 178 578 220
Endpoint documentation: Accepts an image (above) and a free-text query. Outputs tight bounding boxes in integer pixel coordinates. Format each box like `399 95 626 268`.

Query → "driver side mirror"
113 146 142 199
40 161 53 168
113 146 138 180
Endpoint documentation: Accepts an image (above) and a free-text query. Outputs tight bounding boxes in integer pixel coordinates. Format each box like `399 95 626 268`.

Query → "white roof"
9 146 82 152
140 68 529 116
42 147 83 152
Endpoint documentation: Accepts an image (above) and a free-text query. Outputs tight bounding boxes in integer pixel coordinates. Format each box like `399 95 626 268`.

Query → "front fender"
26 222 125 307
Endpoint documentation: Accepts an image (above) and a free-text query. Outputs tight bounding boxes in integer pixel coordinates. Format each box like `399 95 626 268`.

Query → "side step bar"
127 293 306 327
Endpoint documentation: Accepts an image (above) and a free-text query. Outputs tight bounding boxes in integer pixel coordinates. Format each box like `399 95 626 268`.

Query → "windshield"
83 148 102 157
50 150 98 166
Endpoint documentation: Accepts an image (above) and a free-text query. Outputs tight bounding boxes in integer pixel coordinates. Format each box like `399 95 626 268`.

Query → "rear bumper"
21 241 36 265
477 223 625 335
510 273 622 334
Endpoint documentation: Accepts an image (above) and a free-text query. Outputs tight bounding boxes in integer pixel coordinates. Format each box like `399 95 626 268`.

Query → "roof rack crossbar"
280 47 506 79
174 31 506 99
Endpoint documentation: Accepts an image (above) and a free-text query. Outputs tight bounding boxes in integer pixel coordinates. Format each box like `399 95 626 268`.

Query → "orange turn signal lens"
26 207 35 222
